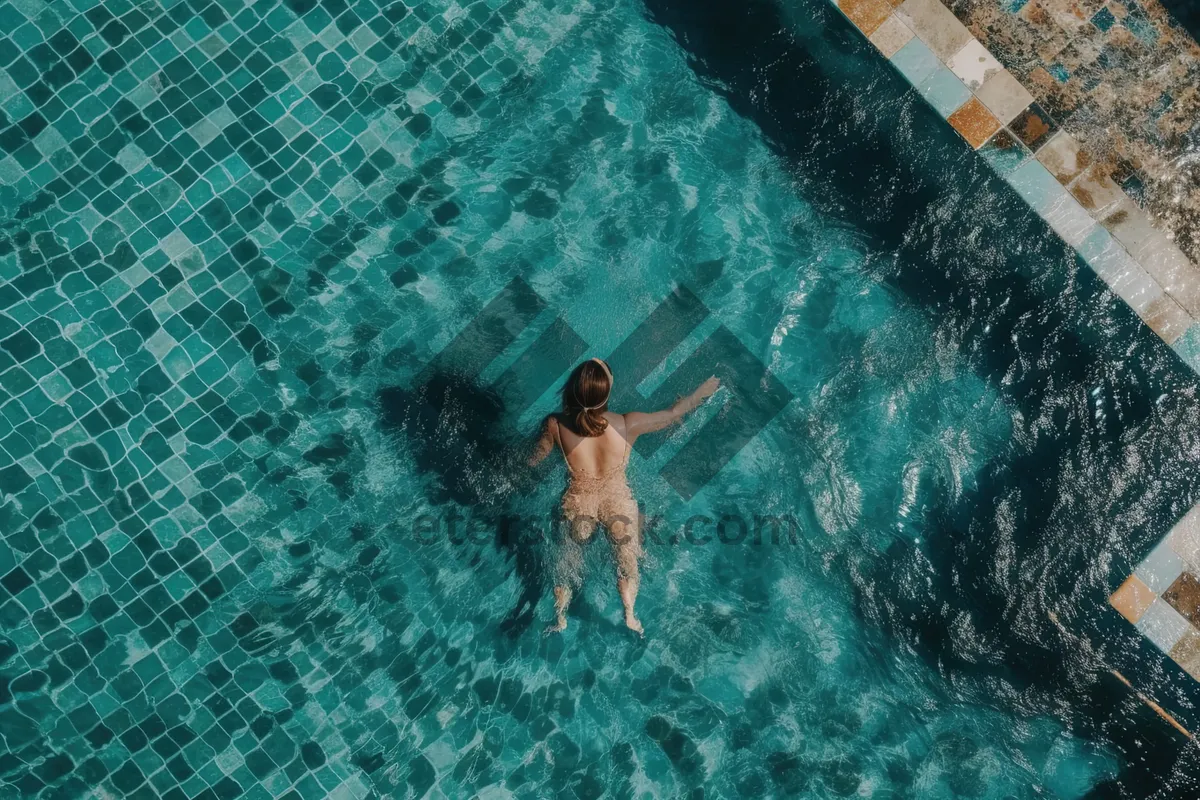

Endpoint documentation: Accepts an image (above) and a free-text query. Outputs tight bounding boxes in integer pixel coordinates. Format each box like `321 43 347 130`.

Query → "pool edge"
832 0 1200 374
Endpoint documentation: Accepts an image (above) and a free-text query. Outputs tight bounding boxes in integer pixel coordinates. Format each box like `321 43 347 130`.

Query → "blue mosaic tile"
1091 6 1117 32
1120 172 1147 206
1123 9 1160 44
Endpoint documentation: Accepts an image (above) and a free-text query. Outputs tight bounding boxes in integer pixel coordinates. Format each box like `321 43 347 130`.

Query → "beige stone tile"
1104 198 1200 318
1044 192 1097 248
1171 503 1200 568
975 70 1035 126
1103 196 1161 260
1035 132 1091 185
1090 243 1163 315
895 0 972 60
1069 165 1125 217
1170 628 1200 681
869 14 915 58
1140 293 1191 345
1109 264 1163 316
947 39 1002 90
947 97 1000 148
1134 232 1200 319
839 0 893 35
1110 574 1155 624
1041 0 1097 34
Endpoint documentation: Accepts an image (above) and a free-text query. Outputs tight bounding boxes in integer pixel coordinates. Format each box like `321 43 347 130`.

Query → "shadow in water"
642 0 1200 792
378 370 548 638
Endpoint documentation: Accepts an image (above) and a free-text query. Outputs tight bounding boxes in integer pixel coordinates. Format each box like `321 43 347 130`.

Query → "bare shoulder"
609 411 632 437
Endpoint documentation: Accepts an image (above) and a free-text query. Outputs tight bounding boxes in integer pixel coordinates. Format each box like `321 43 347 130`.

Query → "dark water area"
643 0 1200 793
1159 0 1200 41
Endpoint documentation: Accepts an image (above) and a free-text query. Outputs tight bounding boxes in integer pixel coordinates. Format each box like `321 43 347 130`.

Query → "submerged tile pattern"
0 0 600 797
1113 505 1200 683
835 0 1200 371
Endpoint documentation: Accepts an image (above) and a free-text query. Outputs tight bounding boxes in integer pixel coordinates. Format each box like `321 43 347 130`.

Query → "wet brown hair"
561 359 612 437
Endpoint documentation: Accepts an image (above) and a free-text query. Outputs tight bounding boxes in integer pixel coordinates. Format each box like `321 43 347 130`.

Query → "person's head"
562 358 612 437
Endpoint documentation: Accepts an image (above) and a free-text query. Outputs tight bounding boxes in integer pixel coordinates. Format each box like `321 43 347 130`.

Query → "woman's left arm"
528 415 557 467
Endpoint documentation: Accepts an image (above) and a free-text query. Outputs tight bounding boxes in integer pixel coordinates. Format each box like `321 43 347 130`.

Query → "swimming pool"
4 0 1200 796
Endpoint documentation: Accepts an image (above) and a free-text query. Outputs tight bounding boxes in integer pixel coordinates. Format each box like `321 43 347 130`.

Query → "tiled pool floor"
4 0 1200 795
0 0 591 796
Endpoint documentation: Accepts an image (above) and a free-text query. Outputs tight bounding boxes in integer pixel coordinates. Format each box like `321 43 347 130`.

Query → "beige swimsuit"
556 430 641 585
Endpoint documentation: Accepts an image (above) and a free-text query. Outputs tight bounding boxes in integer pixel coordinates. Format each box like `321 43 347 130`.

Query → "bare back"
531 373 719 636
552 413 630 477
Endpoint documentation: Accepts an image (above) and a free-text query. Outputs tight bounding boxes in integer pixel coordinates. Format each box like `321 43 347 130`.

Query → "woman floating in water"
530 357 719 635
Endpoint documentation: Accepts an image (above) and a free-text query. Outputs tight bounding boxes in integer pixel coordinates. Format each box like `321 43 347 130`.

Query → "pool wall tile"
890 37 941 85
1036 132 1090 185
1171 326 1200 374
1171 631 1200 681
1004 160 1068 212
1141 295 1193 345
1135 234 1200 318
1138 599 1192 653
947 98 1000 148
895 0 973 59
1111 574 1156 624
946 39 1002 90
978 129 1031 175
1009 103 1058 151
1137 541 1188 593
840 0 894 34
916 64 973 118
1169 502 1200 567
974 71 1035 126
1042 193 1097 249
1069 166 1126 217
869 15 916 58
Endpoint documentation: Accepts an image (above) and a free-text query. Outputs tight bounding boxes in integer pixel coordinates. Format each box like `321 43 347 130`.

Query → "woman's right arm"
623 377 720 441
528 415 558 467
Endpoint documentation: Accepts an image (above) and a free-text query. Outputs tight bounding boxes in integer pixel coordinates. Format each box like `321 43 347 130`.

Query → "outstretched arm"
528 415 558 467
624 377 720 442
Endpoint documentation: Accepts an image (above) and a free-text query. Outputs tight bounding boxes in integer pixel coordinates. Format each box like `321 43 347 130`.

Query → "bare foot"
544 617 567 635
624 615 644 636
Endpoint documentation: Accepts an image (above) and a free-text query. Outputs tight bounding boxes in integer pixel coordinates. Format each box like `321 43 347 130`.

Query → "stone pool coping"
833 0 1200 373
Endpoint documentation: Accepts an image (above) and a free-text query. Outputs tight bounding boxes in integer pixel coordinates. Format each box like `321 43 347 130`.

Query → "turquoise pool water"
5 0 1200 797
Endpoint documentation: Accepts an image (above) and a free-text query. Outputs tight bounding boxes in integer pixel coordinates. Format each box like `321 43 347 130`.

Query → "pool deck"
835 0 1200 372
